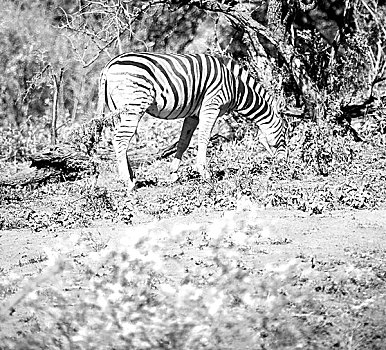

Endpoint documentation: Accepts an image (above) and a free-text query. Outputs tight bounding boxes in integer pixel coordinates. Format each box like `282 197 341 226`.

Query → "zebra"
97 52 286 189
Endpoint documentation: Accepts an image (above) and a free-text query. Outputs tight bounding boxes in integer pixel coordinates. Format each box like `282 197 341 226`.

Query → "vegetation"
1 0 386 349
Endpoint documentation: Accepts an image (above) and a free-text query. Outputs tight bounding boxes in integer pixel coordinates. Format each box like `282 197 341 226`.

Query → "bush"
0 116 51 162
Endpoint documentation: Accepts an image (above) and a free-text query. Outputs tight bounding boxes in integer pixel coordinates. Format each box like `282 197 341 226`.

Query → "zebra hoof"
170 158 181 174
126 180 137 192
170 172 179 183
197 168 211 180
202 171 211 181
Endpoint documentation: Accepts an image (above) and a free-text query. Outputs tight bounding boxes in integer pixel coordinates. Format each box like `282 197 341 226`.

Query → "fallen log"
0 137 185 188
0 144 97 188
0 167 62 188
0 132 231 188
0 111 235 188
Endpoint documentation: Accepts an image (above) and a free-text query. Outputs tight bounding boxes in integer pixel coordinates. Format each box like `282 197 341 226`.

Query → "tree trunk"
71 75 84 123
51 68 64 145
231 5 322 117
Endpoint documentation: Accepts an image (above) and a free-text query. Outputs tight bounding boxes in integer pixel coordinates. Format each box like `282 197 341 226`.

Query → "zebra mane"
224 58 249 83
224 58 275 108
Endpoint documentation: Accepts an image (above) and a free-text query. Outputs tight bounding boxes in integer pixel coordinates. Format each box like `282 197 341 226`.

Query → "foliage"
61 0 207 58
288 118 355 176
0 0 101 159
2 122 385 233
0 116 51 162
1 1 64 125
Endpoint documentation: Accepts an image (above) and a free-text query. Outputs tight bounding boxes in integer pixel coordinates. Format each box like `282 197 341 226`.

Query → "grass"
1 119 386 231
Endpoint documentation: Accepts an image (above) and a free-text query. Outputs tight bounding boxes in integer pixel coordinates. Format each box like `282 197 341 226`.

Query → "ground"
2 208 385 274
1 200 386 348
1 123 386 348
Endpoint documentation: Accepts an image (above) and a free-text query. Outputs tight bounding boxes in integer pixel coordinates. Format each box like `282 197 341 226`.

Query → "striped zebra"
97 52 286 189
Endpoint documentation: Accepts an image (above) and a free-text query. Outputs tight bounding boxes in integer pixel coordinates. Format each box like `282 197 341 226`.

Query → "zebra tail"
97 68 107 117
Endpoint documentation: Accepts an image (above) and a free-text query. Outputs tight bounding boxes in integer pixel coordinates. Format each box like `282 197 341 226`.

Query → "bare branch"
22 64 51 103
359 0 386 37
63 0 166 68
51 68 64 145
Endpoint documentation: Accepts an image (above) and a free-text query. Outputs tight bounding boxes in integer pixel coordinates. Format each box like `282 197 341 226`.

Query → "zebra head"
225 58 287 160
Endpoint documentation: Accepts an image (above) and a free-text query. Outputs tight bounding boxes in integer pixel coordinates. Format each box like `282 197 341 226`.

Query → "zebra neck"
234 81 273 122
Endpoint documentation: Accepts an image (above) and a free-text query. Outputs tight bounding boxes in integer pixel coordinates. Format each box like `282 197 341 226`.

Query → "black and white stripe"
98 52 286 188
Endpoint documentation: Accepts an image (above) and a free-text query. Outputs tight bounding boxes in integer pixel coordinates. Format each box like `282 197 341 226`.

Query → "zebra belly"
146 93 201 120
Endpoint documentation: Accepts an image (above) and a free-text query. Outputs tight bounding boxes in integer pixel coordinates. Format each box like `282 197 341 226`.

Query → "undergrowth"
1 117 386 230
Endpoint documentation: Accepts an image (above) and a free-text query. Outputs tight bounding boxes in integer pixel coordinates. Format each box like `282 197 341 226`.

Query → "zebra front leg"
196 109 220 180
113 111 142 190
170 116 199 179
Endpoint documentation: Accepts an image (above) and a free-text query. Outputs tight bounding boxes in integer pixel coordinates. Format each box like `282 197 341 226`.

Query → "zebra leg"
196 108 220 179
109 77 154 190
170 116 199 175
113 110 142 190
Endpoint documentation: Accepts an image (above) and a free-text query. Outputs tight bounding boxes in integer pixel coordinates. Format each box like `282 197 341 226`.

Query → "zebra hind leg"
170 115 199 181
109 77 155 190
113 109 143 191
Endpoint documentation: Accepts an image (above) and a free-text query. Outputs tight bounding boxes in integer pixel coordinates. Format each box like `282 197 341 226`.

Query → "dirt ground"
1 208 385 278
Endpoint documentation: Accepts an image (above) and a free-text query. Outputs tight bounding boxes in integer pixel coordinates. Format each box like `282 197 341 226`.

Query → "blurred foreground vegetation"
1 207 386 349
